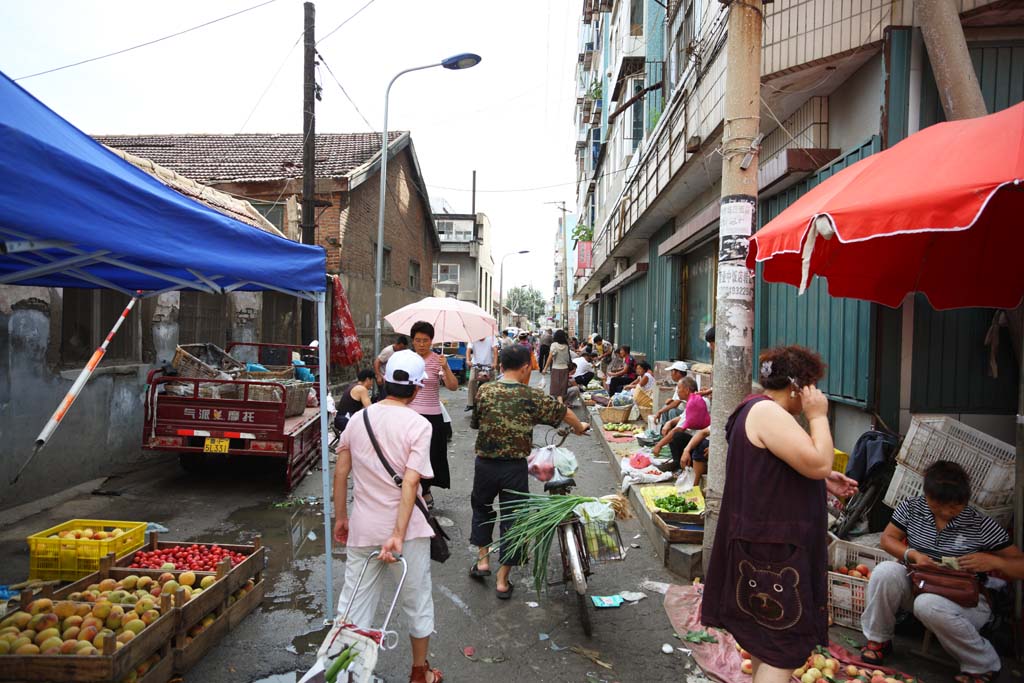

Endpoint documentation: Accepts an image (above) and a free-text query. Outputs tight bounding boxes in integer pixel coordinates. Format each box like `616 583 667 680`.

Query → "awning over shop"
0 71 325 298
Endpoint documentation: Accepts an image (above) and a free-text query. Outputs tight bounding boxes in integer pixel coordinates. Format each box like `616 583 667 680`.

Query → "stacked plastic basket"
883 416 1014 528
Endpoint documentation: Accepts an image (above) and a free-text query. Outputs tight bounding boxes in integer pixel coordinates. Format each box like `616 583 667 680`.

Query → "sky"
0 0 580 299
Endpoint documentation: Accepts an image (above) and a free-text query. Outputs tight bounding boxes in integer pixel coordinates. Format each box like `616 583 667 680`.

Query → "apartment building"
572 0 1023 451
431 208 496 316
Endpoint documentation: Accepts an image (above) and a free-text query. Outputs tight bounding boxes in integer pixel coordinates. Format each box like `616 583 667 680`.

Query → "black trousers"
573 371 595 387
608 375 632 397
470 457 529 566
538 344 550 371
662 432 709 471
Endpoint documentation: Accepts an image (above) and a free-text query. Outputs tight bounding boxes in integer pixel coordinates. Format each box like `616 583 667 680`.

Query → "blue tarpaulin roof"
0 70 326 298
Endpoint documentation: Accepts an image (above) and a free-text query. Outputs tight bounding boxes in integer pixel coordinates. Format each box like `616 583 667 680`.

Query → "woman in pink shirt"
333 349 443 683
652 376 711 471
408 321 459 509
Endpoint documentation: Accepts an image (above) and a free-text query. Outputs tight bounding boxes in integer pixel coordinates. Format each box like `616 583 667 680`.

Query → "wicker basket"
238 365 295 380
638 406 653 420
599 405 631 423
173 343 245 379
247 380 312 417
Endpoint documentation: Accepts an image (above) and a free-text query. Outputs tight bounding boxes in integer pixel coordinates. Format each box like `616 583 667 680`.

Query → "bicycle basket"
581 519 625 564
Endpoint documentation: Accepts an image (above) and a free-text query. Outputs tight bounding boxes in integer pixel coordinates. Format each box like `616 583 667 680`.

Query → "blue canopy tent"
0 70 338 619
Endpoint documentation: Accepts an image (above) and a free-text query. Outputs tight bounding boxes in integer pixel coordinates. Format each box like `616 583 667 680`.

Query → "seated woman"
652 377 710 471
606 346 637 397
624 360 656 406
860 460 1024 683
333 369 374 433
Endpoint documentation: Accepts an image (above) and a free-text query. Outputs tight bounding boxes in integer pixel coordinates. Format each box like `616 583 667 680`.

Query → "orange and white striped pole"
10 293 140 484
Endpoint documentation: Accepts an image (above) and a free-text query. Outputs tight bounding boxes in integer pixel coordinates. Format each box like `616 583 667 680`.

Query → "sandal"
953 673 996 683
860 640 892 664
422 492 435 510
469 561 491 578
495 583 514 600
410 660 443 683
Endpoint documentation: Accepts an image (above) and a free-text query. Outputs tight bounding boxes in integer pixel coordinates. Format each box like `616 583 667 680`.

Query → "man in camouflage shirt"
468 344 590 598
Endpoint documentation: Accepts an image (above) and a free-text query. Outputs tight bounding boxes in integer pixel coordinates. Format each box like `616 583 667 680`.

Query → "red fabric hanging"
330 275 363 367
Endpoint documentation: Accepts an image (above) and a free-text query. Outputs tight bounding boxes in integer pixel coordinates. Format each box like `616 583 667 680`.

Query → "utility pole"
917 0 987 121
300 1 317 344
703 0 763 572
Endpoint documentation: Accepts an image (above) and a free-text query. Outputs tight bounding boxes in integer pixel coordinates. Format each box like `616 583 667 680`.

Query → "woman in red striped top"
409 321 459 509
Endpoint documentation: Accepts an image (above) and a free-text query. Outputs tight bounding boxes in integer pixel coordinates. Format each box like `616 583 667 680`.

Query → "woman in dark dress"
701 346 857 681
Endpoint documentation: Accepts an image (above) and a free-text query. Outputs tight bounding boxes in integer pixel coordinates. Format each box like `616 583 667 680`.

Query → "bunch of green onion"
496 491 599 593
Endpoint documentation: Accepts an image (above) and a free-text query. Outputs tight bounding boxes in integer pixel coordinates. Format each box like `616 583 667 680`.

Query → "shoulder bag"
361 411 450 563
907 563 980 608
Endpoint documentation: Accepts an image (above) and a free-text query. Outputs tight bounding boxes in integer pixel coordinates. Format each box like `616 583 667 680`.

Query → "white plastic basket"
827 540 892 630
896 416 1014 507
979 504 1013 530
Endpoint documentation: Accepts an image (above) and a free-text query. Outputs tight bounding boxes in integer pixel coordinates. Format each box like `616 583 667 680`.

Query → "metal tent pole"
316 291 335 622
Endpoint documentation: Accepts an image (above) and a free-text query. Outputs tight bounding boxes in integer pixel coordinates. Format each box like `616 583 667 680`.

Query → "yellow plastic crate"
28 519 146 581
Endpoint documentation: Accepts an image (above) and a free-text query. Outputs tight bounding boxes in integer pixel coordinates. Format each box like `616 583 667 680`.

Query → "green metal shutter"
909 41 1023 414
754 137 882 407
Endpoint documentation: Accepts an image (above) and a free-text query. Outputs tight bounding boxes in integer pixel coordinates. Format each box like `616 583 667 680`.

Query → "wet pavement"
0 374 687 682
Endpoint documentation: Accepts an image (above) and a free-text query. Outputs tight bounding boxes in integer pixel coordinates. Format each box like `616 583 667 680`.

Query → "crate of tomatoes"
826 540 891 629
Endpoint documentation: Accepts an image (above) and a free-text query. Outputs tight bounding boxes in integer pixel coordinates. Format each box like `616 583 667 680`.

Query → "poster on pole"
719 199 756 262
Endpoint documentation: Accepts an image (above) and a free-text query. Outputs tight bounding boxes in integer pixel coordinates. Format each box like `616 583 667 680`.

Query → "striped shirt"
892 496 1010 561
409 351 444 416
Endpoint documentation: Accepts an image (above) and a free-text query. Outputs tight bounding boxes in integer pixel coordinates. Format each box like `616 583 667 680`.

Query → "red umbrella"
748 101 1024 311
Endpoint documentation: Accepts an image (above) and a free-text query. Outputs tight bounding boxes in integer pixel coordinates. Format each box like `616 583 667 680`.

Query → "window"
432 263 460 285
682 240 716 362
436 219 474 242
179 292 229 347
372 243 392 282
61 289 140 364
409 260 421 290
261 291 297 344
629 0 644 36
626 79 645 152
250 200 285 232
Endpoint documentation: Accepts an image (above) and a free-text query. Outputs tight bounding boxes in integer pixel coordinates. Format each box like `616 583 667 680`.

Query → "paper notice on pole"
720 201 754 236
719 263 753 301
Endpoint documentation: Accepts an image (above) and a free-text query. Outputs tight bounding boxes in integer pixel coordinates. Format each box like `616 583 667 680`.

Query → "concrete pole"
917 0 987 121
702 0 763 573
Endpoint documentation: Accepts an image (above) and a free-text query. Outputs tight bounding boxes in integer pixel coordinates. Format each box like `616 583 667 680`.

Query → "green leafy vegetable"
653 494 699 513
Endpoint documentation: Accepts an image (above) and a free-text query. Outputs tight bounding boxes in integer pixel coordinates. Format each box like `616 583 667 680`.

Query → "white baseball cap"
385 349 426 387
668 361 689 373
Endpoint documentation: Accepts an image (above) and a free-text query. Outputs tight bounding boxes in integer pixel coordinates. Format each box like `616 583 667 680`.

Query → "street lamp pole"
498 250 530 334
373 53 481 359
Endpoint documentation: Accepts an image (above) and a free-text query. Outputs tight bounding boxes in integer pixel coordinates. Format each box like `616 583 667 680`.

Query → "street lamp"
498 250 530 333
373 53 482 358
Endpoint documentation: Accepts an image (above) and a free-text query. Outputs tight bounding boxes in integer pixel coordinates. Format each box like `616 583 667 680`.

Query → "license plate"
203 437 230 454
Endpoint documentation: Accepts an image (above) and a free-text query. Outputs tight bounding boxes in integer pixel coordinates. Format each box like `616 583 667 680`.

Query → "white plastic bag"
675 467 695 493
573 500 614 524
527 445 557 481
553 447 578 477
647 415 658 433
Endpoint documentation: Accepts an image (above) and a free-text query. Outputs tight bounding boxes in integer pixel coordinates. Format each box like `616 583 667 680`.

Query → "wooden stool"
911 629 956 666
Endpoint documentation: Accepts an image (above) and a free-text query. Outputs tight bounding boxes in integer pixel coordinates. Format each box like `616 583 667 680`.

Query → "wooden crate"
652 512 704 543
172 579 265 674
0 590 176 683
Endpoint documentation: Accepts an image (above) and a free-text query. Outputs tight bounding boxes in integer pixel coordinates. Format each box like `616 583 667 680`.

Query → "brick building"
95 132 440 355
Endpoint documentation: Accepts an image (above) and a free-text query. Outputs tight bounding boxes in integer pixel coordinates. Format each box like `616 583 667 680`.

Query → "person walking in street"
465 335 499 412
701 346 857 683
542 329 572 403
538 328 553 371
333 369 374 434
373 335 409 399
408 321 459 510
332 349 443 683
468 344 590 598
592 335 612 379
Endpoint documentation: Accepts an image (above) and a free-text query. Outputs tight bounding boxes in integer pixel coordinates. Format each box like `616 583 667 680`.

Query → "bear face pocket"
725 539 814 633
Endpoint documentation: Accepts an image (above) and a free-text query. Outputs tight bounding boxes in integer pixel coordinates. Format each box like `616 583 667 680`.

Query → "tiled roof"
93 132 405 183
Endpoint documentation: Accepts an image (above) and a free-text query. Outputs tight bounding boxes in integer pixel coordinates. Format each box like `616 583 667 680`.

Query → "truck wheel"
178 453 204 473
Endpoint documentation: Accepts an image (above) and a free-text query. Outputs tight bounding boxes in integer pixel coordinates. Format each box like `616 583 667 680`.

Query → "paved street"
0 376 694 682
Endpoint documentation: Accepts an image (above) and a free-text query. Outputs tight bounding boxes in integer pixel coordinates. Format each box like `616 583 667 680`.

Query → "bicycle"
829 424 901 539
534 426 624 637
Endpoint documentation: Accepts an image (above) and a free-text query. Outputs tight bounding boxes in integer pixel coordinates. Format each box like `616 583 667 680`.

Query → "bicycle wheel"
561 525 592 636
834 478 884 539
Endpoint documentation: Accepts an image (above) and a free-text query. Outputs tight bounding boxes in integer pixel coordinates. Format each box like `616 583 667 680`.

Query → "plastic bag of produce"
574 500 615 524
675 467 695 493
527 445 557 481
611 391 634 407
553 447 578 477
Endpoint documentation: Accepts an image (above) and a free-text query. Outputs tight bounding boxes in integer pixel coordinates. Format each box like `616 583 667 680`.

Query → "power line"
15 0 280 81
316 50 375 130
316 0 377 46
428 164 633 194
238 31 304 132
